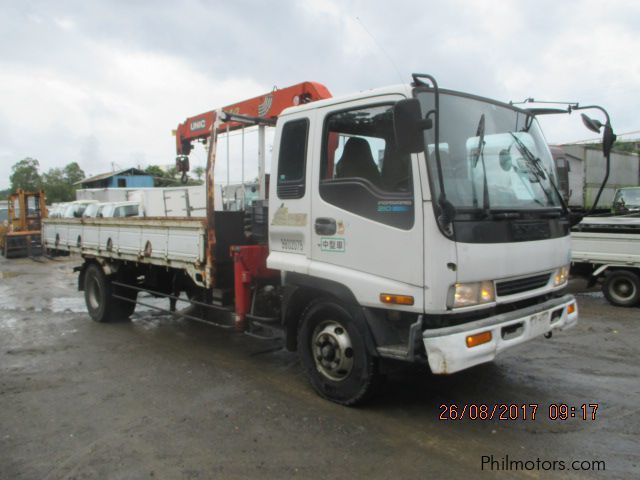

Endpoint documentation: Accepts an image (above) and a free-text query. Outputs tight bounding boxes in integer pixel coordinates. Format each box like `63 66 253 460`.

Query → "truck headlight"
553 265 570 287
448 281 495 309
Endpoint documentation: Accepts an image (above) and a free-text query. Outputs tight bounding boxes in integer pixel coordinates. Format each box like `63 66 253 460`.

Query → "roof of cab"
278 84 412 118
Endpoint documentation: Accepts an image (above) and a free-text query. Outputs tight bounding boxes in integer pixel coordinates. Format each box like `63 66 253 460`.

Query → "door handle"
315 217 337 235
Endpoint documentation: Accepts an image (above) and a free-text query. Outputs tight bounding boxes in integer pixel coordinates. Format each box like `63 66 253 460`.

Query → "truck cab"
268 83 577 403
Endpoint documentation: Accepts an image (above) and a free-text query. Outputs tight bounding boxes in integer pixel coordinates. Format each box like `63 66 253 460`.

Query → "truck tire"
297 298 379 406
84 264 137 322
113 281 138 318
602 270 640 307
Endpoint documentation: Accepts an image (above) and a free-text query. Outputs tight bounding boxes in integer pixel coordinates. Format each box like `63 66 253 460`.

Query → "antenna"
354 16 405 84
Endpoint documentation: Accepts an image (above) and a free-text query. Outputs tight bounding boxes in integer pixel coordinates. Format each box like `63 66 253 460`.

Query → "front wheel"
297 298 379 405
602 270 640 307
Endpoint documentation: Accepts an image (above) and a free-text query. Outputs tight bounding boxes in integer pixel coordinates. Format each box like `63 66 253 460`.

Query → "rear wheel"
602 270 640 307
297 298 379 405
84 264 137 322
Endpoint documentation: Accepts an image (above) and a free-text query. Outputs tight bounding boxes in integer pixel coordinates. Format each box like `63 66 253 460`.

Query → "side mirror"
393 98 429 154
580 113 602 133
580 113 617 157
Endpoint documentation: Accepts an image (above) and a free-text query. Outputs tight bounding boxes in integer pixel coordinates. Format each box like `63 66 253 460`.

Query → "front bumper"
422 294 578 374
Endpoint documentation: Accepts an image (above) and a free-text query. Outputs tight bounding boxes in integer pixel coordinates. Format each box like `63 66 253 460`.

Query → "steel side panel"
571 232 640 266
118 226 142 256
43 219 206 265
166 229 203 262
83 224 100 250
67 224 83 247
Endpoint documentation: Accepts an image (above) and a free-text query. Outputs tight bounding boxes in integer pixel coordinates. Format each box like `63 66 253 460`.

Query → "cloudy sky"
1 0 639 189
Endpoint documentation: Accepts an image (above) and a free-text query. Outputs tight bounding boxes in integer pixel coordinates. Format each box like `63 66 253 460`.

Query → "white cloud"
0 39 267 186
53 16 75 30
1 0 639 189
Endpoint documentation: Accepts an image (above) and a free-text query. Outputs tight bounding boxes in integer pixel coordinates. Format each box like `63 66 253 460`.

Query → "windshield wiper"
472 114 491 216
508 133 557 207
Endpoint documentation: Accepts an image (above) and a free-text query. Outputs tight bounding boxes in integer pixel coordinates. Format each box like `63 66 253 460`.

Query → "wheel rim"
610 278 637 303
312 320 354 382
88 275 102 310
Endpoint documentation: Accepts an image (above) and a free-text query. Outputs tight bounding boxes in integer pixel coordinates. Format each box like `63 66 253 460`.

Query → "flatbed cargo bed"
571 215 640 267
43 217 208 286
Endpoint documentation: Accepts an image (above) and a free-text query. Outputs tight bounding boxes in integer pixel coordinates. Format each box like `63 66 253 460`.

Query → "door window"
277 118 309 199
320 105 414 229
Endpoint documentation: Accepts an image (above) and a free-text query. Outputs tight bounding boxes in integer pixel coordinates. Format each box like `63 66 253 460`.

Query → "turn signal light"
380 293 414 306
567 303 576 315
466 331 492 348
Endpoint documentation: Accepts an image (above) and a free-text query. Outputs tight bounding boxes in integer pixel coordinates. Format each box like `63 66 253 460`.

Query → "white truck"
571 215 640 306
44 76 580 405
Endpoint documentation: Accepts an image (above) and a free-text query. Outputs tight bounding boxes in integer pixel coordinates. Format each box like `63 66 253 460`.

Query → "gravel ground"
1 255 638 479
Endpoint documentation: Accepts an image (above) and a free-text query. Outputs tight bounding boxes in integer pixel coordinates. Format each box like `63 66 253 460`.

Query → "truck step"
245 318 284 341
377 344 411 360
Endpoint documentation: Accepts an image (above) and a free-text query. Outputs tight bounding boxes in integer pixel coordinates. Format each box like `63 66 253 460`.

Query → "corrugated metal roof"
75 168 148 185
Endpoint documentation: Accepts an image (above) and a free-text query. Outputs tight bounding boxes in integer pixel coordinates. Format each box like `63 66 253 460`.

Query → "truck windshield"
416 90 562 211
613 188 640 208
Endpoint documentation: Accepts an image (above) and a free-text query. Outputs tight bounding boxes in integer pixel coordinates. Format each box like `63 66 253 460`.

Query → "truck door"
268 112 314 273
309 98 424 306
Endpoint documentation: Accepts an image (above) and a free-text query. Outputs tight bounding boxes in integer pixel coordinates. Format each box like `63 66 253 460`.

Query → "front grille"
496 273 550 297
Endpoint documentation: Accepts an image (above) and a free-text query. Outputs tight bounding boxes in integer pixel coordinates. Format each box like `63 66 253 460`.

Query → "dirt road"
1 256 638 479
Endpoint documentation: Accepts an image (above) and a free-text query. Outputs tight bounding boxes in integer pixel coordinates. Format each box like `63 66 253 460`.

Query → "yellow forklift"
0 190 47 258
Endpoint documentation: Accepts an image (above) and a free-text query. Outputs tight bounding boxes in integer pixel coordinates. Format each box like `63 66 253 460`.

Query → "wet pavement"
0 256 638 479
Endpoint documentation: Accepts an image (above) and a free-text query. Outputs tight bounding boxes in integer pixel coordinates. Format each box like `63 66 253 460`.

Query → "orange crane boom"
175 81 332 155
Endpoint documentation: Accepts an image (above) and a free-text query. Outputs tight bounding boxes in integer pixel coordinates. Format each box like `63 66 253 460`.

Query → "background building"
75 168 154 189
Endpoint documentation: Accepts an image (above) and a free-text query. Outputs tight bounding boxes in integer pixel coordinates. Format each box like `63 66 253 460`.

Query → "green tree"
63 162 85 185
42 168 70 203
10 158 42 191
193 166 205 181
42 162 86 203
145 165 181 187
144 165 165 179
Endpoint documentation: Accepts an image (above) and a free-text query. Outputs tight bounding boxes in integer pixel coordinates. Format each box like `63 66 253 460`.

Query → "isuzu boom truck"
44 75 581 405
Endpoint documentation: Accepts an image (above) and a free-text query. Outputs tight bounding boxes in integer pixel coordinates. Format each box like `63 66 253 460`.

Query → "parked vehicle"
77 186 214 217
98 201 141 218
611 186 640 215
2 189 47 258
44 77 585 404
82 203 102 218
62 200 98 218
572 215 640 306
48 203 68 218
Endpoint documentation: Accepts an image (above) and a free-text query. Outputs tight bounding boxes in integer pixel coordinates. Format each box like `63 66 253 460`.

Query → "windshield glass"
614 188 640 207
83 204 99 217
417 90 562 211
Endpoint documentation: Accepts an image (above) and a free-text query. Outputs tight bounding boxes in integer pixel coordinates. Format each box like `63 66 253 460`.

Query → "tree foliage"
586 140 640 155
10 158 42 191
7 158 85 203
64 162 86 185
144 165 202 187
41 162 86 203
144 165 178 187
193 166 205 181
